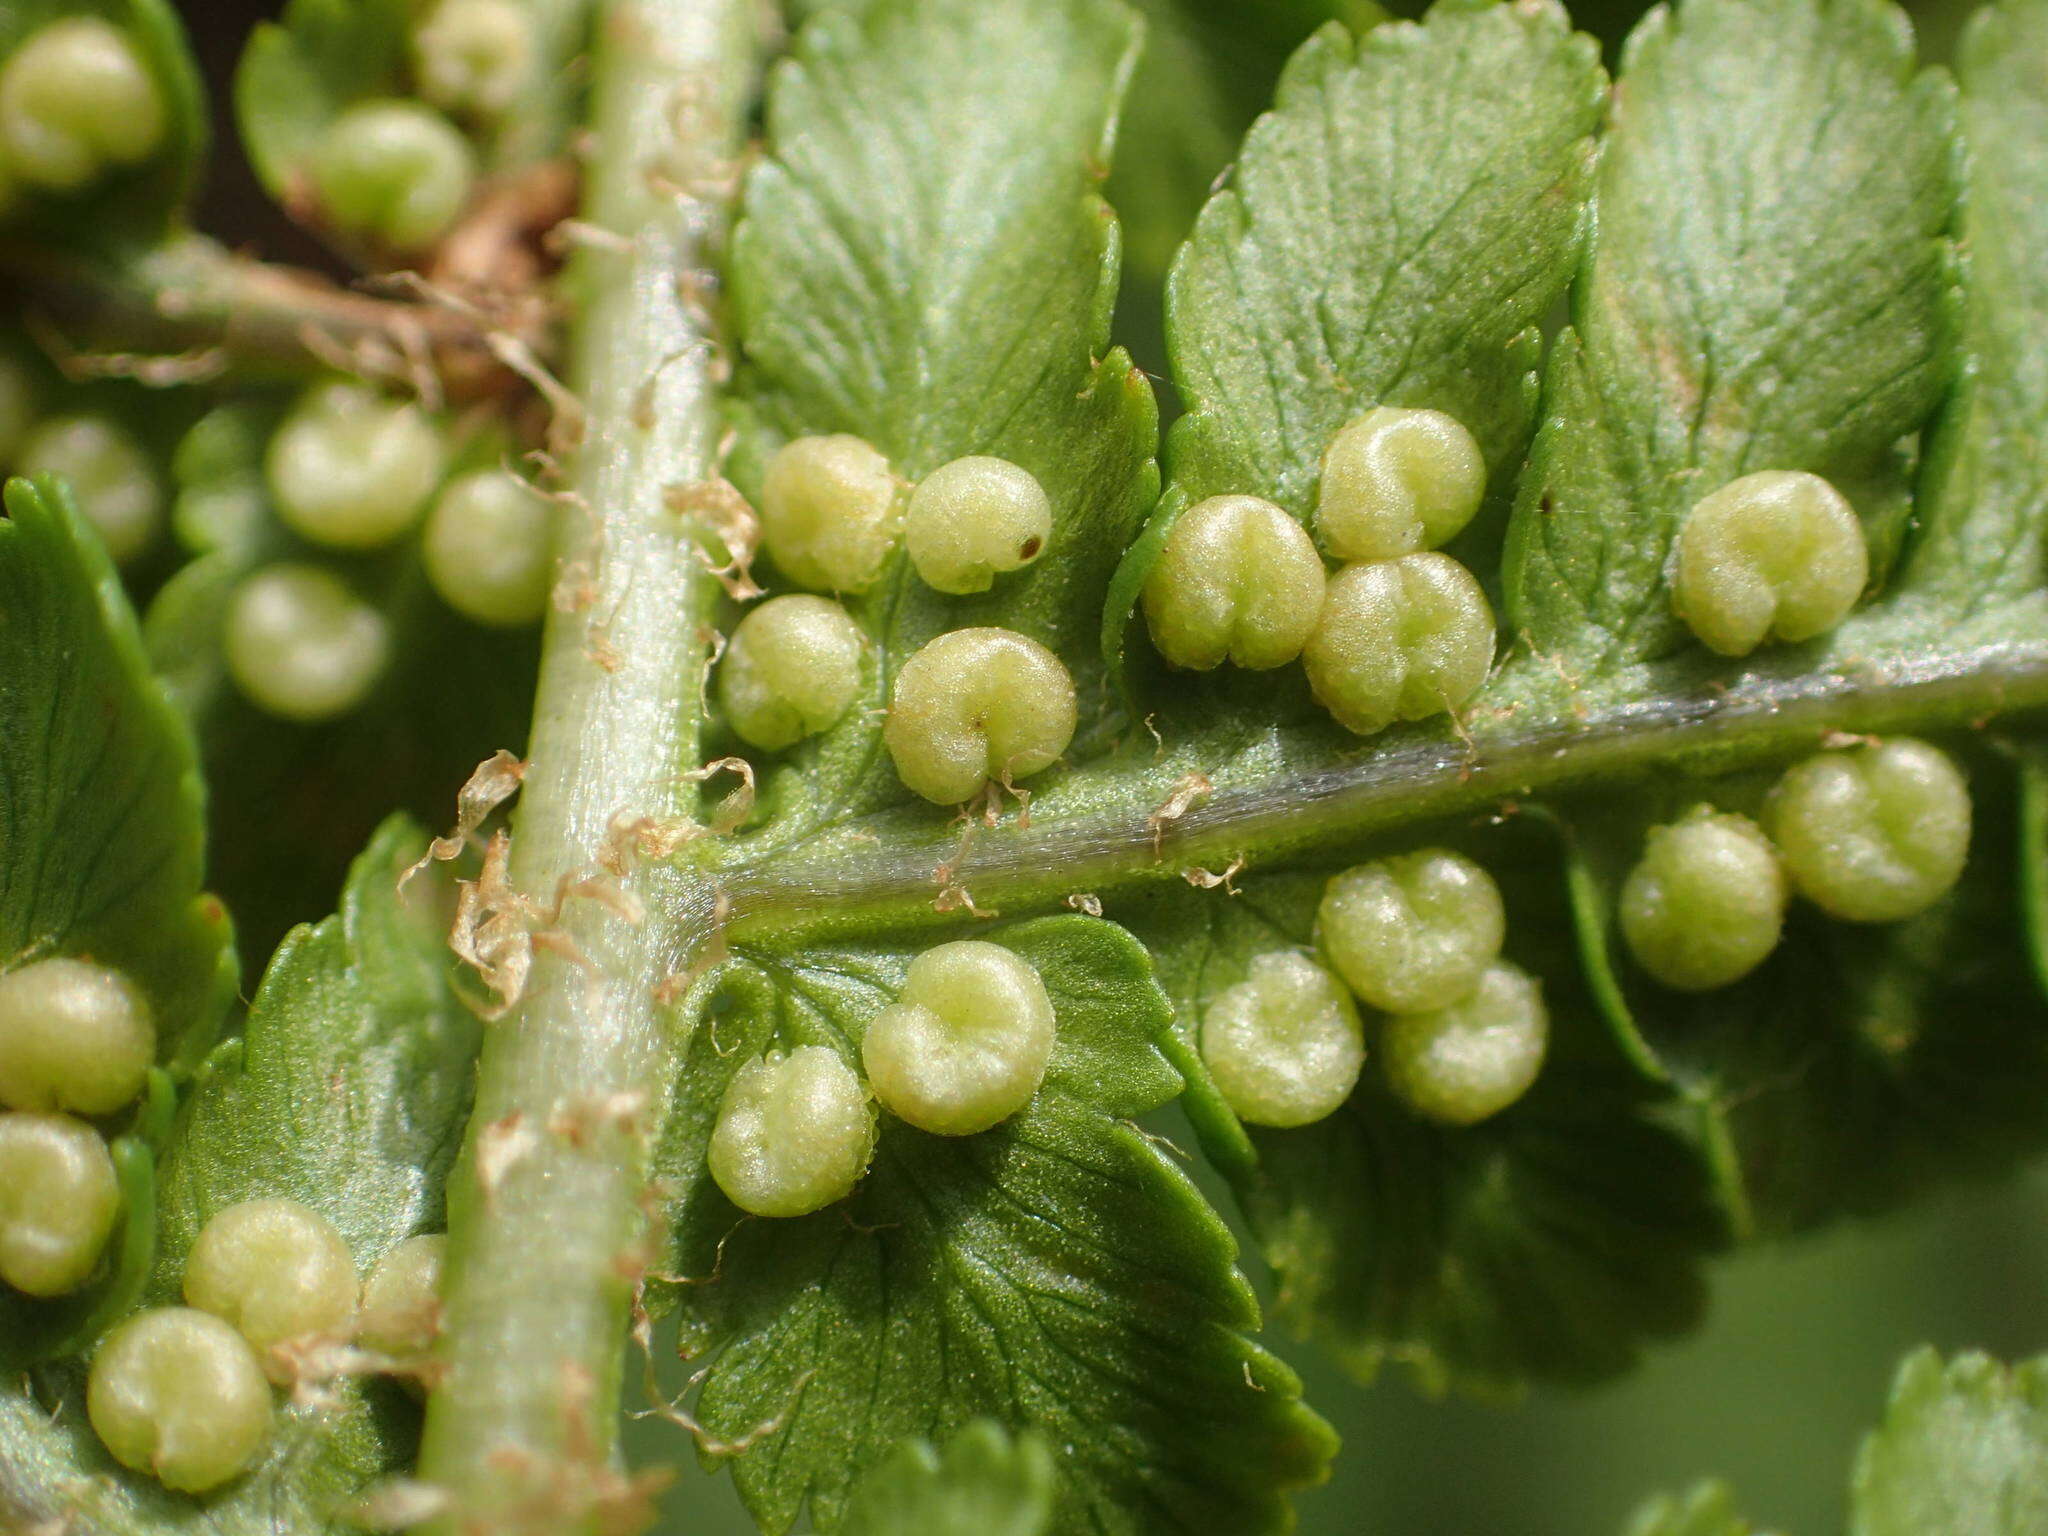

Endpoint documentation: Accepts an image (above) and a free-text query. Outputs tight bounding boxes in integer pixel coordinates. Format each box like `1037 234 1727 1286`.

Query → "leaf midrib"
715 641 2048 938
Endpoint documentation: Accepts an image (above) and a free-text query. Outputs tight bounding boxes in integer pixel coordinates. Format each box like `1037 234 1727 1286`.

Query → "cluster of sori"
309 0 536 254
3 362 555 726
0 15 168 216
708 941 1056 1217
0 957 446 1492
1621 737 1973 991
224 380 554 723
721 435 1078 805
1195 735 1973 1130
0 961 156 1301
1201 850 1546 1130
1143 407 1496 736
0 352 165 567
87 1209 444 1493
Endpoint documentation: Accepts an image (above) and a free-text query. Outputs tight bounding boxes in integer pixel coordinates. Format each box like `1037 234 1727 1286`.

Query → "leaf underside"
7 0 2048 1530
0 818 478 1535
0 477 236 1368
659 917 1334 1534
669 0 2048 1509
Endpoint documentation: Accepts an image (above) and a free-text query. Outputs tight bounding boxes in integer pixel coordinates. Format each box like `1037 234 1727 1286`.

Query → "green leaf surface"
0 475 234 1073
0 0 208 243
658 916 1335 1534
1622 1481 1764 1536
1105 0 1606 676
1105 0 1387 361
839 1420 1056 1536
1850 1348 2048 1536
1504 0 1957 670
1485 0 2048 1245
0 816 480 1535
148 814 477 1270
1855 0 2048 643
724 0 1158 826
1624 1347 2048 1536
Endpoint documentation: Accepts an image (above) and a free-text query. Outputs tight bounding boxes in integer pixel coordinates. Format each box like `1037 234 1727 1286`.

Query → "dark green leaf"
149 814 477 1266
720 0 2048 1412
840 1420 1056 1536
0 475 234 1074
0 816 480 1535
1854 0 2048 643
659 916 1335 1534
1118 826 1723 1397
1546 747 2048 1239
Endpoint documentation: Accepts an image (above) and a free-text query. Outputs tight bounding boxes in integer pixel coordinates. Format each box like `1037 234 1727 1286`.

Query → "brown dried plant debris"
665 475 766 600
1148 771 1215 856
1184 854 1247 895
403 749 529 888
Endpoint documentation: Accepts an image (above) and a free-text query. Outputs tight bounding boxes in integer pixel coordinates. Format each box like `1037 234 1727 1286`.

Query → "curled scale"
1764 737 1971 923
709 1047 876 1218
0 957 154 1117
88 1308 274 1493
757 434 903 594
1314 406 1486 562
0 1111 120 1297
717 594 866 751
1380 961 1549 1127
1620 810 1787 991
904 455 1052 595
184 1197 360 1375
1671 470 1868 657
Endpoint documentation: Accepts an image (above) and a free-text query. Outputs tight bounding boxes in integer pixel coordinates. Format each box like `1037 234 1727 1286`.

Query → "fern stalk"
416 0 754 1522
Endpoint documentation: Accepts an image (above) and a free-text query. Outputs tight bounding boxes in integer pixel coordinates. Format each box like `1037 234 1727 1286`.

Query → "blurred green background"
175 0 2036 1528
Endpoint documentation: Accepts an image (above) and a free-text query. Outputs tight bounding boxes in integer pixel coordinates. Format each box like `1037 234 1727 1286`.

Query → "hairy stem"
724 644 2048 935
417 0 752 1525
